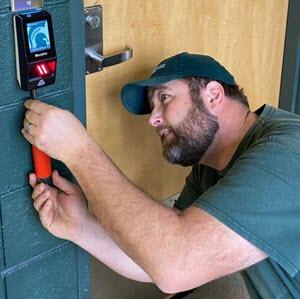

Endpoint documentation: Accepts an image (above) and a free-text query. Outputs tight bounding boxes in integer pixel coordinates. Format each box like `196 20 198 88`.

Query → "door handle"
84 5 133 74
85 46 133 71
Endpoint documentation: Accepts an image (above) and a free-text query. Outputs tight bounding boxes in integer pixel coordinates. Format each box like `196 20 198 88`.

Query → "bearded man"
23 53 300 299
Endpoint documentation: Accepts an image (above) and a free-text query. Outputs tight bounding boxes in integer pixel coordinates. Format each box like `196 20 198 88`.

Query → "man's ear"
204 81 225 111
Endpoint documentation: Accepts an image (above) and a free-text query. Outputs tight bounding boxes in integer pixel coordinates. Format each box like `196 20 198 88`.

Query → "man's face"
148 79 219 166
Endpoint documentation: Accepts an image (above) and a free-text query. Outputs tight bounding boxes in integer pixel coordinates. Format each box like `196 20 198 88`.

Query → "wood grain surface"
84 0 288 200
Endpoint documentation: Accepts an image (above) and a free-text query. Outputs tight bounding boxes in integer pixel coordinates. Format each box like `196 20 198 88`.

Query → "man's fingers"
33 189 51 211
32 183 47 199
21 128 39 147
24 99 52 114
52 170 78 194
29 173 37 188
23 118 30 129
39 199 54 231
23 119 37 136
25 109 41 124
39 199 53 218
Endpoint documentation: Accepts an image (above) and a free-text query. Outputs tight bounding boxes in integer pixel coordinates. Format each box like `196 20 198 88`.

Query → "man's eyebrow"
149 85 171 93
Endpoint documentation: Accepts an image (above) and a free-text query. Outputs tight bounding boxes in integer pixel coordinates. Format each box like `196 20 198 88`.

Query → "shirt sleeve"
175 166 203 211
193 143 300 277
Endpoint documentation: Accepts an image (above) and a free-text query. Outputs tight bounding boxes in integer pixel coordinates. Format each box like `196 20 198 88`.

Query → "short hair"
183 77 249 108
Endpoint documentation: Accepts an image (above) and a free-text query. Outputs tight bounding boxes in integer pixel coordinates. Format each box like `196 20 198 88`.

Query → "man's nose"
148 107 164 127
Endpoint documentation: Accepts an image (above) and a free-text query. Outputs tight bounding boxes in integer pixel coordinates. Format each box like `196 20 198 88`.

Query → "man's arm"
23 101 267 293
29 171 153 283
74 213 153 283
67 141 267 293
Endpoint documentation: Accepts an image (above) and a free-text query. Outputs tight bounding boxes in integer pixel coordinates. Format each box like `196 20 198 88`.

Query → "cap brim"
121 75 181 115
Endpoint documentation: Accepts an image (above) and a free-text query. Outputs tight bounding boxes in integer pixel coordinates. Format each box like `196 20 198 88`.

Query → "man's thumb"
52 170 76 193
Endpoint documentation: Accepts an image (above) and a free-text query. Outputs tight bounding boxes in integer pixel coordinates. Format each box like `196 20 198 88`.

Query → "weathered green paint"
6 244 78 299
0 0 89 298
0 278 5 299
1 187 64 267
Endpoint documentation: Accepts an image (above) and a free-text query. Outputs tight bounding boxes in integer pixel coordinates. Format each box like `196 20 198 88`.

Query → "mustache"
156 125 175 138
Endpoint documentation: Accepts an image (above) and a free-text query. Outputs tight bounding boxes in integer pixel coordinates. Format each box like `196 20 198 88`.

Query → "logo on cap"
151 63 166 74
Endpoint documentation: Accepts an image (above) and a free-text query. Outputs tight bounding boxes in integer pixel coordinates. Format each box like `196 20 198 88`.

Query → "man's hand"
30 170 153 283
30 170 90 242
22 99 92 163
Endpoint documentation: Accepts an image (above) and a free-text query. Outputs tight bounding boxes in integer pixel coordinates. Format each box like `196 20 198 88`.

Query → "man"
22 52 300 298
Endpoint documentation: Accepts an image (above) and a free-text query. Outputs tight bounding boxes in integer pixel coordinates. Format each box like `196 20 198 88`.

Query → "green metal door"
0 1 89 298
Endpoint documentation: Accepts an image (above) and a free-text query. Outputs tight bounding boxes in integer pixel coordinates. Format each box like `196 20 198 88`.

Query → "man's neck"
200 106 258 171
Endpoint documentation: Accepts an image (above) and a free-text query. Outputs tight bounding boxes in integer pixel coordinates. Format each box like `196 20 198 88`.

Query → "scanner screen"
27 20 51 53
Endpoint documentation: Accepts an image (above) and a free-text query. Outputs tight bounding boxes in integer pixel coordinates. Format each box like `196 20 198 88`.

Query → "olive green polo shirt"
175 105 300 299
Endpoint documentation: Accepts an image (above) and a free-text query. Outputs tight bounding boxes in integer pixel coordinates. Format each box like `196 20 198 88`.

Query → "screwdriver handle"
29 89 52 185
32 145 52 184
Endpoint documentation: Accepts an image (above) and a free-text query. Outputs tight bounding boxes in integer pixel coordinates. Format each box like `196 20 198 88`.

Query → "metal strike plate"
85 5 103 74
85 5 133 75
11 0 43 12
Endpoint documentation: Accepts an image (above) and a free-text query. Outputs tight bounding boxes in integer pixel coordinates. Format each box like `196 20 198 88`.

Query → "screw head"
86 15 101 29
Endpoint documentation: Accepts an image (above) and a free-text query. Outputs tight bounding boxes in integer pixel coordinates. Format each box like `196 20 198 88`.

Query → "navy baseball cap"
121 52 236 115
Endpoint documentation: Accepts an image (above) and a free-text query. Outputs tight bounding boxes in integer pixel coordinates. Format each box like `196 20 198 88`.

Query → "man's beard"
160 102 219 167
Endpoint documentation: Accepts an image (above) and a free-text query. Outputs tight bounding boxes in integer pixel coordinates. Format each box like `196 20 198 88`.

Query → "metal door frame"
279 0 300 114
70 1 90 298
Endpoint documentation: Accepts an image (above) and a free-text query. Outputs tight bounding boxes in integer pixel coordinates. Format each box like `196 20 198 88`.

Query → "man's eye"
160 94 170 102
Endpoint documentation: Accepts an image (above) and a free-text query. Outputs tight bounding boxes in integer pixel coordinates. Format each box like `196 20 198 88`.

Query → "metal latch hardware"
84 5 133 75
11 0 44 12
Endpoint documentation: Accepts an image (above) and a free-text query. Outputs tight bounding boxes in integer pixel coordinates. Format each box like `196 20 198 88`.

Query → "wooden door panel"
85 0 288 200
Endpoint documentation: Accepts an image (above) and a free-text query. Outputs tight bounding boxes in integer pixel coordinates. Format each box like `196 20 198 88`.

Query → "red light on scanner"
48 60 56 72
34 60 56 77
36 63 49 76
28 59 56 89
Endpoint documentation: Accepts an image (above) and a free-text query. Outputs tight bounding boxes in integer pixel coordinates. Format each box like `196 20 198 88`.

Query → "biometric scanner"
12 3 56 184
14 10 56 91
